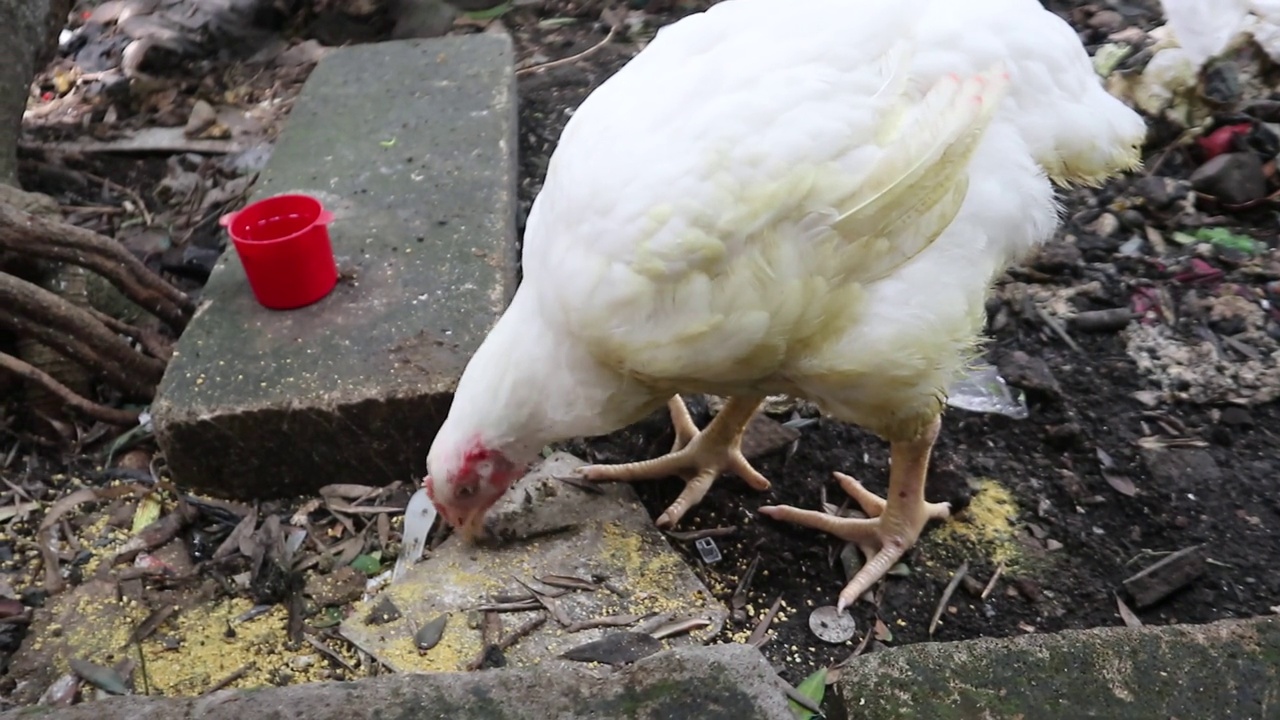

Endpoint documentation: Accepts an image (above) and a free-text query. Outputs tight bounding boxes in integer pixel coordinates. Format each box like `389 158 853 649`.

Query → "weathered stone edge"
833 615 1280 720
0 644 796 720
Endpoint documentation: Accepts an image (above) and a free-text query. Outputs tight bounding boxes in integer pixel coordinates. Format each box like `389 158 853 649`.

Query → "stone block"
151 34 517 498
339 453 730 671
0 644 797 720
833 615 1280 719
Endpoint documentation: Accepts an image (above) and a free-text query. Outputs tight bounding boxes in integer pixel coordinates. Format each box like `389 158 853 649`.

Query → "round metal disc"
808 605 857 643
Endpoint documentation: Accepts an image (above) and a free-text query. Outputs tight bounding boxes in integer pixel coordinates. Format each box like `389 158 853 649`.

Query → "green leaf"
1192 227 1259 254
350 553 382 576
310 606 344 628
465 1 511 20
789 667 827 720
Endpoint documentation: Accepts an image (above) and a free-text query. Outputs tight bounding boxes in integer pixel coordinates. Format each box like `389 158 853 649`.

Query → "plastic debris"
694 537 722 564
945 363 1029 420
392 488 437 583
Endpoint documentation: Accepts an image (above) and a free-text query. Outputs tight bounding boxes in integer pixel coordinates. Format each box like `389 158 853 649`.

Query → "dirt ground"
2 0 1278 704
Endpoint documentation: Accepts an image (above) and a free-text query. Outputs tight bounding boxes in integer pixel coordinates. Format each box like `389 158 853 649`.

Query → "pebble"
1132 175 1191 209
1087 9 1125 32
1189 152 1267 205
997 351 1062 400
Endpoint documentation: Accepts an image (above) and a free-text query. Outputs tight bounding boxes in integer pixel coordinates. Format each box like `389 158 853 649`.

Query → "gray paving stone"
834 615 1280 719
0 644 797 720
339 453 730 672
151 34 517 498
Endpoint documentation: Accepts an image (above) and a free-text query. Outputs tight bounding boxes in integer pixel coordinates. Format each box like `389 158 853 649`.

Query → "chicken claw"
579 395 770 527
759 416 949 611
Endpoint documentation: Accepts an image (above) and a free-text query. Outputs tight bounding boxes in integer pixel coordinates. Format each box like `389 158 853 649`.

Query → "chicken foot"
578 394 770 527
759 416 950 611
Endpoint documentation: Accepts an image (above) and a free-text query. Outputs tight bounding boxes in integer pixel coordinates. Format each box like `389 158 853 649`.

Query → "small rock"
1030 241 1082 275
1132 176 1191 209
364 596 402 626
183 100 217 137
997 351 1062 400
1219 407 1253 427
1087 9 1125 32
1086 212 1121 238
305 565 365 607
1142 449 1222 492
1190 152 1267 205
390 0 457 39
1118 209 1146 230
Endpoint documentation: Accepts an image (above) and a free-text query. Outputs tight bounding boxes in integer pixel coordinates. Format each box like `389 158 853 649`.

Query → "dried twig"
203 662 255 694
512 577 571 626
465 614 547 671
980 561 1005 601
929 561 969 637
88 308 172 362
0 351 140 424
516 24 618 76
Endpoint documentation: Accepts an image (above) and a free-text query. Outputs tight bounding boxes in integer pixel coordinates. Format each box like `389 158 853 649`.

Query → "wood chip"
1122 544 1208 608
535 574 599 592
664 526 737 542
747 595 782 647
929 561 969 637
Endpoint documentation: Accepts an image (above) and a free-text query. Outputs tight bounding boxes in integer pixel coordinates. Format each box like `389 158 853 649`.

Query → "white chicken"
426 0 1145 610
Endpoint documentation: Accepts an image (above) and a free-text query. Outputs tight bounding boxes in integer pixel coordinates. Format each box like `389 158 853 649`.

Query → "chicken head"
424 438 521 541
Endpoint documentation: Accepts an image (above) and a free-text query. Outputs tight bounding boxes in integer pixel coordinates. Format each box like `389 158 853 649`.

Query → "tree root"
0 351 139 425
0 199 194 330
0 271 165 399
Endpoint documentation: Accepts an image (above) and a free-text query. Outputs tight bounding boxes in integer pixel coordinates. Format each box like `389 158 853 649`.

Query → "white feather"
428 0 1146 478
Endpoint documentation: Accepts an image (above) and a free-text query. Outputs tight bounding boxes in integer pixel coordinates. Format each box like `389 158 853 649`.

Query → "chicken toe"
759 416 950 610
579 394 770 527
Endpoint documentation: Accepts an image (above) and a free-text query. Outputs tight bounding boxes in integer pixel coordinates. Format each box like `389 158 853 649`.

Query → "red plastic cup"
219 194 338 310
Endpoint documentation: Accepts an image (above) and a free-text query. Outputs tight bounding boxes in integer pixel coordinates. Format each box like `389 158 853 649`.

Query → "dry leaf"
1103 472 1138 497
1115 594 1143 628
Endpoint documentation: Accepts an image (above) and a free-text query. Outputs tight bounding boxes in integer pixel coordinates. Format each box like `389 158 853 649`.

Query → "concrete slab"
151 34 517 499
339 453 730 672
0 644 796 720
834 615 1280 719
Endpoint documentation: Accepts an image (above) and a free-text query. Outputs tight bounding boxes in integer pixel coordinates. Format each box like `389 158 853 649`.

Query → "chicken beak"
455 510 488 543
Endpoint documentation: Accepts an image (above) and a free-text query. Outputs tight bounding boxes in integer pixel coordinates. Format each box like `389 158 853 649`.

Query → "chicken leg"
579 394 771 527
759 416 950 611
